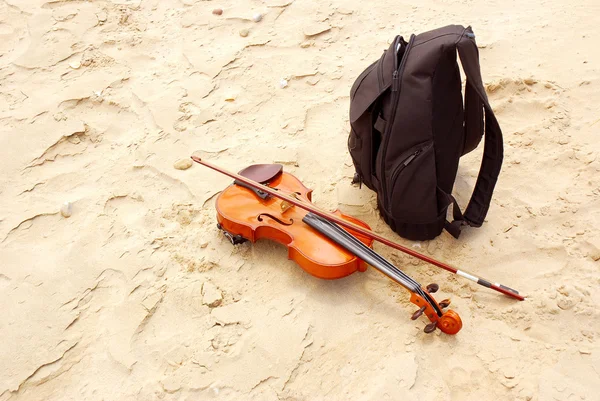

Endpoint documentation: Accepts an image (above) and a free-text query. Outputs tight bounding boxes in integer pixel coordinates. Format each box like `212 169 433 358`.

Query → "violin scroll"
437 310 462 334
410 288 462 335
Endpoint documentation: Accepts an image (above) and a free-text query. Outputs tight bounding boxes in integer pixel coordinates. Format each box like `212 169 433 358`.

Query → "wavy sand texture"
1 0 599 400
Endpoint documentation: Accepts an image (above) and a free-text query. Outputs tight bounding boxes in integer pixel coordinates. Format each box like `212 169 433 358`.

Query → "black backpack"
348 25 503 241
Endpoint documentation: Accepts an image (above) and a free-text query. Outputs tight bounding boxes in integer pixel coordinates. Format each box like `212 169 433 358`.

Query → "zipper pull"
403 149 421 166
392 70 399 92
351 172 362 189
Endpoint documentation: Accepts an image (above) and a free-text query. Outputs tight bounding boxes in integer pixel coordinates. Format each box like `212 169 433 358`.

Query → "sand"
1 0 599 400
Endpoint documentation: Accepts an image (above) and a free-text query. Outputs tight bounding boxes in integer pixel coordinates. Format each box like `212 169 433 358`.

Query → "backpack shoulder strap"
462 75 484 156
446 26 504 237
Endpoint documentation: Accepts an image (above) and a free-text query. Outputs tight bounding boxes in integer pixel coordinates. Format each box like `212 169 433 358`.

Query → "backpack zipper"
379 34 415 214
377 49 386 89
389 143 432 188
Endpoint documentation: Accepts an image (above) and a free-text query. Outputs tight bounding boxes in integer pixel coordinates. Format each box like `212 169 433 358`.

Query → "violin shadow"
243 240 463 341
252 241 412 314
298 267 463 340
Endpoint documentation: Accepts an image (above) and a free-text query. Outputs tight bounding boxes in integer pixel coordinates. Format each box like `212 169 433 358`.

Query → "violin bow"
191 155 525 301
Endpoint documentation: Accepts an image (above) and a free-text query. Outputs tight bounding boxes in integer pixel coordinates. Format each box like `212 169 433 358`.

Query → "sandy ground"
1 0 600 400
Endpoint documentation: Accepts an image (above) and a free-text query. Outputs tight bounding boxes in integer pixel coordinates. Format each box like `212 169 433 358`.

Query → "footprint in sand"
478 78 570 205
486 77 568 145
0 12 29 67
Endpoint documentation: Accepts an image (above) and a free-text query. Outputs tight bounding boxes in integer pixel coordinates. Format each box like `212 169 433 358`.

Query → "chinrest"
238 163 283 184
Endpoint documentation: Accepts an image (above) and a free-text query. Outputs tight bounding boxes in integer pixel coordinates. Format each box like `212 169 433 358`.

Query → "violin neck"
302 212 420 293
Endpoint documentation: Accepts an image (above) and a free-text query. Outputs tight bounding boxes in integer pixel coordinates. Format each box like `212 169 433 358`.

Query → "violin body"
215 168 374 280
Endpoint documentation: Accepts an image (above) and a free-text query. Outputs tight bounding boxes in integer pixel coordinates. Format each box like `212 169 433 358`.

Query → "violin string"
309 213 422 290
305 213 443 317
272 186 442 314
320 216 424 290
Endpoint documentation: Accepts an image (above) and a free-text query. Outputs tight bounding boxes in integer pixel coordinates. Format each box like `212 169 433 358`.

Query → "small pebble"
69 61 81 69
252 13 263 22
212 9 223 15
279 79 288 88
174 159 193 170
60 202 72 218
239 28 249 37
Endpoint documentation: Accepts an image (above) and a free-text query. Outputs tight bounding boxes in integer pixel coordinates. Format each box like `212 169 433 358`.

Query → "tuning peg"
424 321 438 333
411 305 427 320
426 283 439 293
439 299 451 309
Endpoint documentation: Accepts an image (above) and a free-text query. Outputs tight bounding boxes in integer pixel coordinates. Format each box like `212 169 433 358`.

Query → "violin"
192 157 465 334
213 162 375 280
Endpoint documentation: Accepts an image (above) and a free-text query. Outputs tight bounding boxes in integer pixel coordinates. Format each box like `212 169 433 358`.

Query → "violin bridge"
280 193 300 213
281 200 294 213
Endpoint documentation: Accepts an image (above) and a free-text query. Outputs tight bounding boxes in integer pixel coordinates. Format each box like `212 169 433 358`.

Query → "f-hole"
257 213 293 226
272 188 303 197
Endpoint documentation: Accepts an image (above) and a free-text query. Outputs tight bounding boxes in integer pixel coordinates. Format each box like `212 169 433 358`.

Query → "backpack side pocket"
387 140 438 223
